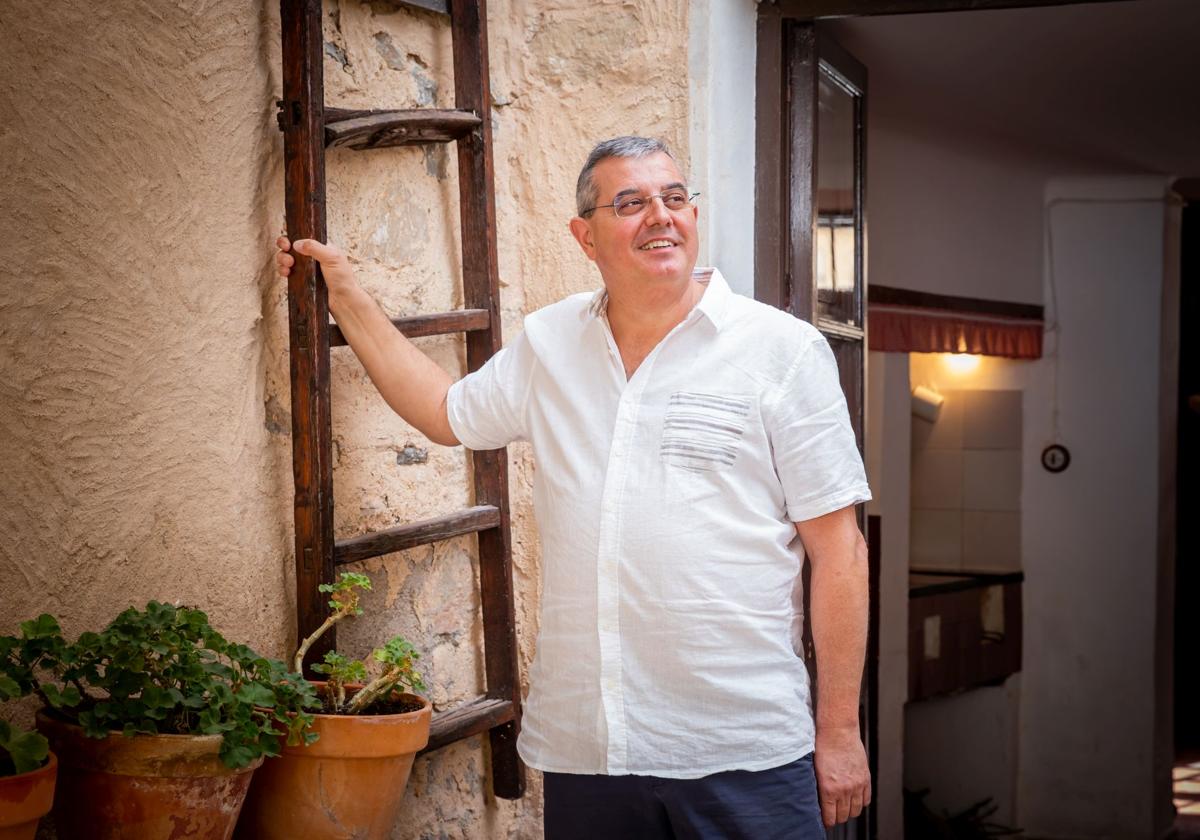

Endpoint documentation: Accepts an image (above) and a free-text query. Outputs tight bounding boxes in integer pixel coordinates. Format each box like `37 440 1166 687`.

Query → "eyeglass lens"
614 190 693 218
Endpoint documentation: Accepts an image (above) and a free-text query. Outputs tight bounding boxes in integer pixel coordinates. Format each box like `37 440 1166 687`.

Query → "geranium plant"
0 603 319 769
0 719 48 777
294 572 426 714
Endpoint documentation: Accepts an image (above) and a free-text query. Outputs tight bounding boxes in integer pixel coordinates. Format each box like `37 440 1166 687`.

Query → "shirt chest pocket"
660 391 753 473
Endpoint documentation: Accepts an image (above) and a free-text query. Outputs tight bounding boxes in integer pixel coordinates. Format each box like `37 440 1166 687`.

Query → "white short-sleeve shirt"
446 268 870 778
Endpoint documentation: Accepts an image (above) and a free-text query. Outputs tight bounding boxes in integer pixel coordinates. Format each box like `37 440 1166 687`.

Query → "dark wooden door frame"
754 0 1126 312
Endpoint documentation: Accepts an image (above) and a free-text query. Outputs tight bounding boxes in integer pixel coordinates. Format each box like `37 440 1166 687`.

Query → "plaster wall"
1 0 689 836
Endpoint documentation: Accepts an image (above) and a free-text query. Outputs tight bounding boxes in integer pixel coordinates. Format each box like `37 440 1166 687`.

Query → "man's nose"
643 194 673 225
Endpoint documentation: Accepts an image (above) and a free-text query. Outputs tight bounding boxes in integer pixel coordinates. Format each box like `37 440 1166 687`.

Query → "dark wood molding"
754 6 787 309
766 0 1126 18
786 21 818 322
869 284 1044 321
866 514 881 840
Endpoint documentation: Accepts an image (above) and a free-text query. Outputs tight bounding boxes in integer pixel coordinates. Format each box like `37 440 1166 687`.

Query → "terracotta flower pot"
35 711 262 840
236 692 432 840
0 751 57 840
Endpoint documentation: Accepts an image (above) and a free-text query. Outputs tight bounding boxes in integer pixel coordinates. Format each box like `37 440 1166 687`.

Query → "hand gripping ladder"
278 0 524 798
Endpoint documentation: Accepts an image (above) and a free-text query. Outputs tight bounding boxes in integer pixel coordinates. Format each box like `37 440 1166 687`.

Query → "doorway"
753 1 1198 837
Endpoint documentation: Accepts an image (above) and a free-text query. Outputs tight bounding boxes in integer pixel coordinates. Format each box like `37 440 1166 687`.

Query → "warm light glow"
943 353 982 375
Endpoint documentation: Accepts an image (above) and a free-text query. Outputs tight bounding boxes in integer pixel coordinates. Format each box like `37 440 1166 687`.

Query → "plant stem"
344 666 401 715
293 614 342 674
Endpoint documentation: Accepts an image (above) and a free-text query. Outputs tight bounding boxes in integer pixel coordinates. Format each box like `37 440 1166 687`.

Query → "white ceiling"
826 0 1200 177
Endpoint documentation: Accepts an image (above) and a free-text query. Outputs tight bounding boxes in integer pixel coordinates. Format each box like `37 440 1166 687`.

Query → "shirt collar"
587 267 731 331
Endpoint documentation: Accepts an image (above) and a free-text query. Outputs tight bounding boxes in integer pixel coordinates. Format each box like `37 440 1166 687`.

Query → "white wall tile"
912 389 964 451
962 510 1022 571
962 449 1022 511
910 508 963 569
912 449 964 510
963 390 1023 450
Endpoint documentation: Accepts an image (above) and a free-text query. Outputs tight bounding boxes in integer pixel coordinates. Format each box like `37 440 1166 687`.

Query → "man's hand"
814 723 871 826
275 235 360 303
795 505 871 827
270 231 459 446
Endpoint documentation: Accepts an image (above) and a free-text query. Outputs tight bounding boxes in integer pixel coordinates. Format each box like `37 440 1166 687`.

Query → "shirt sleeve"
445 330 536 451
764 331 872 522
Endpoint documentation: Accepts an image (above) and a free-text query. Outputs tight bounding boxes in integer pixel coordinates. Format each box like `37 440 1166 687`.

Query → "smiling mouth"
639 239 677 251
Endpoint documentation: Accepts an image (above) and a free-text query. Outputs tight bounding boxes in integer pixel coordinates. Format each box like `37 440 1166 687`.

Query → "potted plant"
236 572 432 840
0 605 318 840
0 716 56 840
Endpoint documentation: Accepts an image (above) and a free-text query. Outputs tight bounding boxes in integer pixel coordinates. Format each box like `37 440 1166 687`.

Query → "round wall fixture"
1041 443 1071 473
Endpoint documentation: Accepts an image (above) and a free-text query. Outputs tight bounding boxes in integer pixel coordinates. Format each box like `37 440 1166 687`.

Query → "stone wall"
1 1 689 837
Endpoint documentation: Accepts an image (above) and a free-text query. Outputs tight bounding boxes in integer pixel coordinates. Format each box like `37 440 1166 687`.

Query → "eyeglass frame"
580 189 701 219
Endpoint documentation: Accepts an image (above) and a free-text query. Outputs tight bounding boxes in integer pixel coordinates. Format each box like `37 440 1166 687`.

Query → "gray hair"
575 136 676 217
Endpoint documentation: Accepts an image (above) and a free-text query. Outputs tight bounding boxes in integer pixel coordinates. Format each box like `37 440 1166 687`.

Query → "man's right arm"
276 236 459 446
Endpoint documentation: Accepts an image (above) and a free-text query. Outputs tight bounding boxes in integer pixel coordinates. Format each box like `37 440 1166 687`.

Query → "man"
275 136 871 839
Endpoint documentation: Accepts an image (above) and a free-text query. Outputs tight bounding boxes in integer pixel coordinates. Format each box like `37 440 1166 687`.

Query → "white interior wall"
904 677 1021 826
1016 178 1171 839
687 0 757 297
867 117 1048 305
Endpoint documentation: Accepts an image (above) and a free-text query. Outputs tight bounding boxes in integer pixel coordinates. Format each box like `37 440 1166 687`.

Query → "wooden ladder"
278 0 524 799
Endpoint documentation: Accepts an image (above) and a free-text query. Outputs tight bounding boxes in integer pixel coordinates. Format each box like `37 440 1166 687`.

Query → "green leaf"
0 720 50 776
235 683 276 708
0 675 22 701
219 741 258 769
19 614 62 640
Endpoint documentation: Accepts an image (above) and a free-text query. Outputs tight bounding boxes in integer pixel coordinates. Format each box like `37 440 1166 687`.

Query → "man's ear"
569 216 597 262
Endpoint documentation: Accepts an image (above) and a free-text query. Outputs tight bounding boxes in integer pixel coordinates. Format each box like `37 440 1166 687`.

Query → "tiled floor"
1175 756 1200 838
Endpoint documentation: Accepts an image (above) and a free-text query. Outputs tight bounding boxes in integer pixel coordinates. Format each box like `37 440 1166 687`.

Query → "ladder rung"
391 0 448 16
330 309 490 346
325 108 481 150
421 696 514 755
335 505 501 566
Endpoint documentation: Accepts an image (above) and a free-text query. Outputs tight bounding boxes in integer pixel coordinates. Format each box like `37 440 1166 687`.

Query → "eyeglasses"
582 190 700 219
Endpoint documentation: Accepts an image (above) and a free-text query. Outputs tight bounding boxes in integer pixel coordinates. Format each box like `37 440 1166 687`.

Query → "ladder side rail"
450 0 526 800
281 0 336 672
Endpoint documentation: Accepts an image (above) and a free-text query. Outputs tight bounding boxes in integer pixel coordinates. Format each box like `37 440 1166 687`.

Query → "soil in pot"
235 692 431 840
36 711 262 840
0 751 57 840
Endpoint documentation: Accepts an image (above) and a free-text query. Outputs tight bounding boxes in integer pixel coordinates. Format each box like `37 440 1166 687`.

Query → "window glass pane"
815 65 861 327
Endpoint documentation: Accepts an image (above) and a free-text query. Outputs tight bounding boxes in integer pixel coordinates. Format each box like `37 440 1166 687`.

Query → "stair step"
330 309 490 346
422 696 514 755
325 108 480 150
335 505 501 565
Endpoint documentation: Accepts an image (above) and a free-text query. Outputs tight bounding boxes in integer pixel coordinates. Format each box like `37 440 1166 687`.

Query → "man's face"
569 152 700 289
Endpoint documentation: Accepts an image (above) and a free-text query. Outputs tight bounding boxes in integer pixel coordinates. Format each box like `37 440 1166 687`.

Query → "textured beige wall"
1 0 688 836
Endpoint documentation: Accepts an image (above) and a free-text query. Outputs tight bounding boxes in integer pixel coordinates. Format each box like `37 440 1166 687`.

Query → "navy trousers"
542 753 825 840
